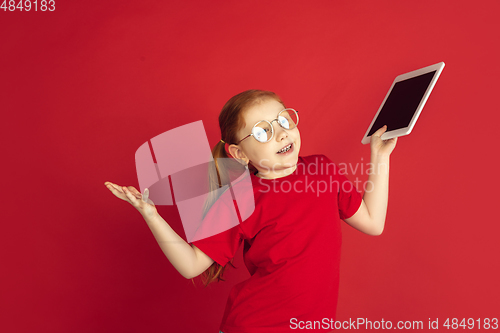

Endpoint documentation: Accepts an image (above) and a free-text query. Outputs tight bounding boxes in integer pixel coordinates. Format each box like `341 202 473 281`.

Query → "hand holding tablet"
361 62 445 144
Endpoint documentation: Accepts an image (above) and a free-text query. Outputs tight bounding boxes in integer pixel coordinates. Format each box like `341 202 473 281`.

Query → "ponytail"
191 89 284 287
191 141 238 287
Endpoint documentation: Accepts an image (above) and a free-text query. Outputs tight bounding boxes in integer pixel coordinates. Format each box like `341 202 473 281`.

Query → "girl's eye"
253 127 268 142
279 117 290 129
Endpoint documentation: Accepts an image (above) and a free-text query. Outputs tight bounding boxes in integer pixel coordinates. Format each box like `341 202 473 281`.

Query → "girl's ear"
227 144 240 159
228 144 249 165
226 144 236 159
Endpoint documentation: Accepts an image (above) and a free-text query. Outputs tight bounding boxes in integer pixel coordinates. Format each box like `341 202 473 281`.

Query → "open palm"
104 182 157 219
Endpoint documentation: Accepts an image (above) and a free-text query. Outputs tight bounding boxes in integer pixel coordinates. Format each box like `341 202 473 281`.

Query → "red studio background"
1 1 499 332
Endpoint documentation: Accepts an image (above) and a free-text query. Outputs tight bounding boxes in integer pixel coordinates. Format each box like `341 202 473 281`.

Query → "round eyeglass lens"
252 121 272 143
278 109 299 130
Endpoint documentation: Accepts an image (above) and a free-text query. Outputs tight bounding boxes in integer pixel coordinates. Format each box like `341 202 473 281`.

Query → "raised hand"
370 125 397 157
104 182 158 219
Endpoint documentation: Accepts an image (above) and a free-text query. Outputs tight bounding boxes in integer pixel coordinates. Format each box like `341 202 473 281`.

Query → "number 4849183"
1 0 55 11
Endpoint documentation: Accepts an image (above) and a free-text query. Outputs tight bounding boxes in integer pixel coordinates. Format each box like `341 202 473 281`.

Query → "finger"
373 125 387 137
383 136 397 143
105 182 121 193
105 183 116 193
105 184 128 199
128 186 142 197
106 182 124 193
122 186 138 204
104 181 115 188
127 186 139 193
142 188 149 202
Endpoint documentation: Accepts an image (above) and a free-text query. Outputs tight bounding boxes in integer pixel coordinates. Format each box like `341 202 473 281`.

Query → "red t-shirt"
190 154 362 333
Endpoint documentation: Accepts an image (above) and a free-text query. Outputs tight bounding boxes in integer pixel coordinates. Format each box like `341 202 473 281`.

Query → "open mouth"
276 143 293 155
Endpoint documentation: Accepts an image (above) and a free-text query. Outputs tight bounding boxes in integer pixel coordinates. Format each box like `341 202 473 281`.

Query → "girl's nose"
274 124 289 141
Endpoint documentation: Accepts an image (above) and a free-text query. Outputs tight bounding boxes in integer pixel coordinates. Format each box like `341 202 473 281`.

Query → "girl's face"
230 98 301 179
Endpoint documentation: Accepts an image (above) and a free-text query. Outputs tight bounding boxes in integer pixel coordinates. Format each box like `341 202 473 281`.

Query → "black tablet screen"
368 70 436 136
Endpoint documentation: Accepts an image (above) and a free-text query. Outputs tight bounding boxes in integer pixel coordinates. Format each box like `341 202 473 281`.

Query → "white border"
361 62 445 144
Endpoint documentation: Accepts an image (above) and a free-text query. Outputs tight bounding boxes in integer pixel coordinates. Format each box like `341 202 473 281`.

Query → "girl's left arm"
344 125 397 236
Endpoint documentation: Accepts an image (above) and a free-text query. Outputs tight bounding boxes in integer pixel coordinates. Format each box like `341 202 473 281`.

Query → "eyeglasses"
235 108 299 144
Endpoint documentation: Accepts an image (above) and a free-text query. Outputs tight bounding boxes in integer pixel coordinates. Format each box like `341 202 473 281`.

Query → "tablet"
361 62 445 144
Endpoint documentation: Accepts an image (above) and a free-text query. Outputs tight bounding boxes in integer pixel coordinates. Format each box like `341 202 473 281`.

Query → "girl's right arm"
104 182 214 279
143 212 215 279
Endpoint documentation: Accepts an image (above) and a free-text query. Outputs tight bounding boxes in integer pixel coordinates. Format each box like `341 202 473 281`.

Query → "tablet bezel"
361 62 445 144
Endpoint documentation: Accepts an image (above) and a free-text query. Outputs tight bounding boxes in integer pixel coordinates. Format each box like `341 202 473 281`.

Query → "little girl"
105 90 397 332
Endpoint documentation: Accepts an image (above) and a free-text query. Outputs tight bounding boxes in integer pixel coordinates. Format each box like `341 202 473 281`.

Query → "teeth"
278 144 292 153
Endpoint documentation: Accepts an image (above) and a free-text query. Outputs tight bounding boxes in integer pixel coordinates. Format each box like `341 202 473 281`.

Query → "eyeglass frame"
234 108 299 145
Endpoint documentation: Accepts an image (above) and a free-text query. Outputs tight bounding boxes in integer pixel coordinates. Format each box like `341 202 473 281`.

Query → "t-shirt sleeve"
188 205 244 267
322 154 363 220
